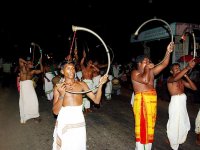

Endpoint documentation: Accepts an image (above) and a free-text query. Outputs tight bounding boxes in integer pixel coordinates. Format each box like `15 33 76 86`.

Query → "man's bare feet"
86 108 92 113
84 108 93 115
165 138 170 145
20 120 26 124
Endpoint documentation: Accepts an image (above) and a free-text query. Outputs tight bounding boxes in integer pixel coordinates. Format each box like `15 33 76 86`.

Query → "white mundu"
52 105 86 150
195 109 200 134
167 93 190 150
19 80 40 123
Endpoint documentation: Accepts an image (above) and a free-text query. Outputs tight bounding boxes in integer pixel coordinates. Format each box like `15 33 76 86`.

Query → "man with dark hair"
167 59 197 150
52 60 108 149
131 42 174 150
18 56 43 124
80 50 99 113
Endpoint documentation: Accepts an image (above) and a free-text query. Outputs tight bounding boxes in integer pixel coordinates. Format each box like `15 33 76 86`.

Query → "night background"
1 1 200 149
0 0 200 64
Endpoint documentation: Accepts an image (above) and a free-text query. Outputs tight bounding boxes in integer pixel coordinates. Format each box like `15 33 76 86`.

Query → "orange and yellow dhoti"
133 89 157 144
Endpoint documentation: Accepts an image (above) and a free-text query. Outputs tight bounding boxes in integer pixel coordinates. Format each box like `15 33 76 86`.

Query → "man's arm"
168 59 196 83
19 58 27 68
131 66 151 84
183 74 197 90
153 42 174 75
52 84 66 115
92 64 100 72
85 74 108 104
34 58 43 74
80 50 86 70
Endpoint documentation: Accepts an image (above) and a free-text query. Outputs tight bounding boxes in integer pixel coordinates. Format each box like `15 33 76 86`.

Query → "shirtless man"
92 60 108 107
18 56 43 124
167 59 197 150
80 50 99 113
131 42 174 150
52 60 108 149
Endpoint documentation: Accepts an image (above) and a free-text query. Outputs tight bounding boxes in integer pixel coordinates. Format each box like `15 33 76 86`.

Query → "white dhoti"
195 109 200 134
130 92 135 106
19 80 40 123
167 93 190 150
82 79 94 110
44 72 56 101
52 105 86 150
105 75 113 100
92 75 101 94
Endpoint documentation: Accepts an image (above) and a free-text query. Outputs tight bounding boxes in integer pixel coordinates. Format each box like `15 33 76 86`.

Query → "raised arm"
153 42 174 75
80 50 86 69
183 74 197 90
34 57 43 74
19 58 27 68
168 58 196 83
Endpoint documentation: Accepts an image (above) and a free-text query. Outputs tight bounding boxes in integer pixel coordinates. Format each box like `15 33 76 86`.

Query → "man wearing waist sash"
131 42 174 150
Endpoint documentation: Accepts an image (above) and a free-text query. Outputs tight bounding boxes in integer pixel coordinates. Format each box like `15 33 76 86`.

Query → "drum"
112 78 120 85
112 78 121 90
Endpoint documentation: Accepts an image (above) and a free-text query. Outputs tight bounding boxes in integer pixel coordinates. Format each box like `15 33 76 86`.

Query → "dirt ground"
0 79 200 150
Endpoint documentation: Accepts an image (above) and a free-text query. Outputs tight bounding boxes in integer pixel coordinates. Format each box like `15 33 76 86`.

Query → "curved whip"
96 44 115 64
134 18 174 67
64 25 111 94
191 32 196 58
188 32 196 75
31 42 42 68
182 31 196 74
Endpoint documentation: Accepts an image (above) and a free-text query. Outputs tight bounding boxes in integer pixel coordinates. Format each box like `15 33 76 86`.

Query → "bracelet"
186 66 191 70
166 51 171 55
58 95 65 100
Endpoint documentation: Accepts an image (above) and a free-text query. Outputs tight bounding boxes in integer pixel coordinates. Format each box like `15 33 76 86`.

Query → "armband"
58 95 64 100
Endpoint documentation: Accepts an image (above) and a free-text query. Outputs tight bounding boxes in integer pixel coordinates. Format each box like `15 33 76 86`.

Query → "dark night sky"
1 0 200 63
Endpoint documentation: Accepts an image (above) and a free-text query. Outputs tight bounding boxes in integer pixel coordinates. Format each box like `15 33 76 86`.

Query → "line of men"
17 41 200 150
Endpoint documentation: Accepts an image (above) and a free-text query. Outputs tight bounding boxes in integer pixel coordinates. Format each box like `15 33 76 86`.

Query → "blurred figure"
105 74 113 100
44 62 57 101
80 51 99 113
195 109 200 145
18 56 43 124
111 62 123 95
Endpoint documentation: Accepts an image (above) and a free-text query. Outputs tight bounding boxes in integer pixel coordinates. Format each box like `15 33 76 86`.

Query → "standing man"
80 51 99 113
52 60 108 150
131 42 174 150
167 59 197 150
111 62 123 95
18 56 43 124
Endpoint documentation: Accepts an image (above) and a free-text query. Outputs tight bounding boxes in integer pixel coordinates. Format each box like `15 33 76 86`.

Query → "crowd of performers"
14 41 200 150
